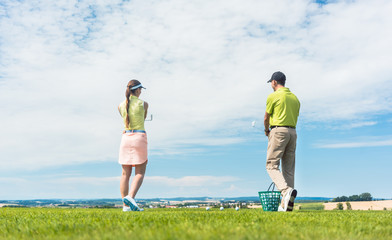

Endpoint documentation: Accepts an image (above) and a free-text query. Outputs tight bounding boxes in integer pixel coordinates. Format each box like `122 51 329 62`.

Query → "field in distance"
294 200 392 211
1 208 391 240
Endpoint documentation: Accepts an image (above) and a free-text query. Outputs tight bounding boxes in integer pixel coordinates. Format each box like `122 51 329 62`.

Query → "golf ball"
220 207 224 211
206 207 210 211
235 207 239 211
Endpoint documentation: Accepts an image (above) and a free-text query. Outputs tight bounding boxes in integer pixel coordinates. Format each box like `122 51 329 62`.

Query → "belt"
270 126 295 129
124 130 146 133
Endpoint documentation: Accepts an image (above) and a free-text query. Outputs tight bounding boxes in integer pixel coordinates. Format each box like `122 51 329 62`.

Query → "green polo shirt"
266 87 300 127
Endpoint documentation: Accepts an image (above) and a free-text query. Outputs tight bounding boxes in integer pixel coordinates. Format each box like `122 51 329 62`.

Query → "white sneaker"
123 206 132 212
280 188 297 212
278 205 285 212
123 196 141 211
123 206 144 212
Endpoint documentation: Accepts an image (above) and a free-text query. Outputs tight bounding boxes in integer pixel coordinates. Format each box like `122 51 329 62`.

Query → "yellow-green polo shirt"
266 87 300 127
119 95 145 131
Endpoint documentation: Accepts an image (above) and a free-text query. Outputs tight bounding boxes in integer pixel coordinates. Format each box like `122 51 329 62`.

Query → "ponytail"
125 85 131 128
124 79 142 128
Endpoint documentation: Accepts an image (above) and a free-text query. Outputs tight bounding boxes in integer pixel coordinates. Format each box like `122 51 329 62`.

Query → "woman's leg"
120 165 132 206
129 161 147 198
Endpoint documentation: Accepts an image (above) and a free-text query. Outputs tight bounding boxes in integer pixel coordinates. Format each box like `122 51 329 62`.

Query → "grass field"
1 208 391 240
296 202 325 210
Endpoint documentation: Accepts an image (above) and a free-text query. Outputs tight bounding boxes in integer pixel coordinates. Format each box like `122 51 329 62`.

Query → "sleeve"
265 94 274 115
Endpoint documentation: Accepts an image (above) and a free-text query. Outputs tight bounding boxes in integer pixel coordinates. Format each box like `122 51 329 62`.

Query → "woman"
118 79 149 212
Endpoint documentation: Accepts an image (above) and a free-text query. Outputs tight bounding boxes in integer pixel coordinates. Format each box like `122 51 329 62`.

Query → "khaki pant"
266 127 297 194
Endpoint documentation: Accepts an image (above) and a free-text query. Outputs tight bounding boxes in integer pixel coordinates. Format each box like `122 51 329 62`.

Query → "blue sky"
1 0 392 200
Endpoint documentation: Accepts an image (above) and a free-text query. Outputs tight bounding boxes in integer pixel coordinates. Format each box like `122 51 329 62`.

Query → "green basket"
258 183 281 211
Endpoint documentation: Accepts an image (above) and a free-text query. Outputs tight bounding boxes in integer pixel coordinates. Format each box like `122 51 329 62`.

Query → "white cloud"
1 0 392 170
316 138 392 149
0 174 243 199
347 121 377 129
330 121 378 130
31 175 239 188
58 176 121 185
0 177 27 184
55 175 240 188
145 175 239 187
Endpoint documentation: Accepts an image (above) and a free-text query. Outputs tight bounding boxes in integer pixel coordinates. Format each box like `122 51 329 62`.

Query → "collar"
276 87 290 92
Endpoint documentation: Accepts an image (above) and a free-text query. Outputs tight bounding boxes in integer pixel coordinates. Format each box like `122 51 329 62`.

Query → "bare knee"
122 166 132 178
134 162 147 175
134 170 145 178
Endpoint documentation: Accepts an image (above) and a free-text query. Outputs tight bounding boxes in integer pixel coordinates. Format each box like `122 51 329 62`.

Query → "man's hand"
264 129 270 137
264 112 271 137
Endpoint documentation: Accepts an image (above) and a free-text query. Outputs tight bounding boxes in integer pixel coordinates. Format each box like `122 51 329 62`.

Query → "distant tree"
340 196 348 202
349 195 360 201
336 203 344 210
359 193 372 201
333 193 373 202
346 202 352 210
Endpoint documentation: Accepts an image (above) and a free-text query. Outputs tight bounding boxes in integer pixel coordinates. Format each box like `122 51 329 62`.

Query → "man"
264 71 300 212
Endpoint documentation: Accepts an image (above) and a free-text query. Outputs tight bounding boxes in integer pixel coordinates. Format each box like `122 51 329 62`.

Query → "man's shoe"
280 188 297 212
123 196 141 211
287 189 297 212
278 205 286 212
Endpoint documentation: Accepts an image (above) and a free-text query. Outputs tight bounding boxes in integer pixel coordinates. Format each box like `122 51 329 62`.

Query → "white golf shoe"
123 196 142 211
278 205 285 212
280 188 297 212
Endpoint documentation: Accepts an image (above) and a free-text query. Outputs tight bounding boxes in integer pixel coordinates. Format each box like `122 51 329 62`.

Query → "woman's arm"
118 105 122 116
144 101 149 119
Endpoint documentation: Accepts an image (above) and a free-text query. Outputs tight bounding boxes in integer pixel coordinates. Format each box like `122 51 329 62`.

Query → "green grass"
296 202 325 210
1 208 391 240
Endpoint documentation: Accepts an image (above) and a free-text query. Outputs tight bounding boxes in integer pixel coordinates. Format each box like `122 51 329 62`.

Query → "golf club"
145 114 153 121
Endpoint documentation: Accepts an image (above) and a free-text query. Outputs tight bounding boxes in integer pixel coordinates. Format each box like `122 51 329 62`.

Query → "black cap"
267 71 286 83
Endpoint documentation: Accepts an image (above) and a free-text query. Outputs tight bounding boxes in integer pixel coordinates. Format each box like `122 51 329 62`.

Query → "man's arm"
264 112 270 136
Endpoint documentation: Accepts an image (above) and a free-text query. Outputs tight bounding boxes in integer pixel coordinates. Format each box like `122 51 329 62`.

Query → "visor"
130 84 146 90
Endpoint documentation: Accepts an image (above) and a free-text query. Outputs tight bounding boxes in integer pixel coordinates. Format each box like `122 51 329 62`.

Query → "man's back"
266 87 300 127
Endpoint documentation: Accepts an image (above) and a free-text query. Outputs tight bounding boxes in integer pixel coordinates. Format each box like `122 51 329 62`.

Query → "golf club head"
145 114 153 121
251 120 263 131
251 120 256 127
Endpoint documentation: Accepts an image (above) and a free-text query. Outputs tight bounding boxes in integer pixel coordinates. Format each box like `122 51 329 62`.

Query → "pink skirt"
118 132 148 165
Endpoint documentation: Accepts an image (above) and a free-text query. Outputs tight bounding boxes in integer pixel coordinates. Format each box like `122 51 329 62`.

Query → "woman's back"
119 95 145 131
